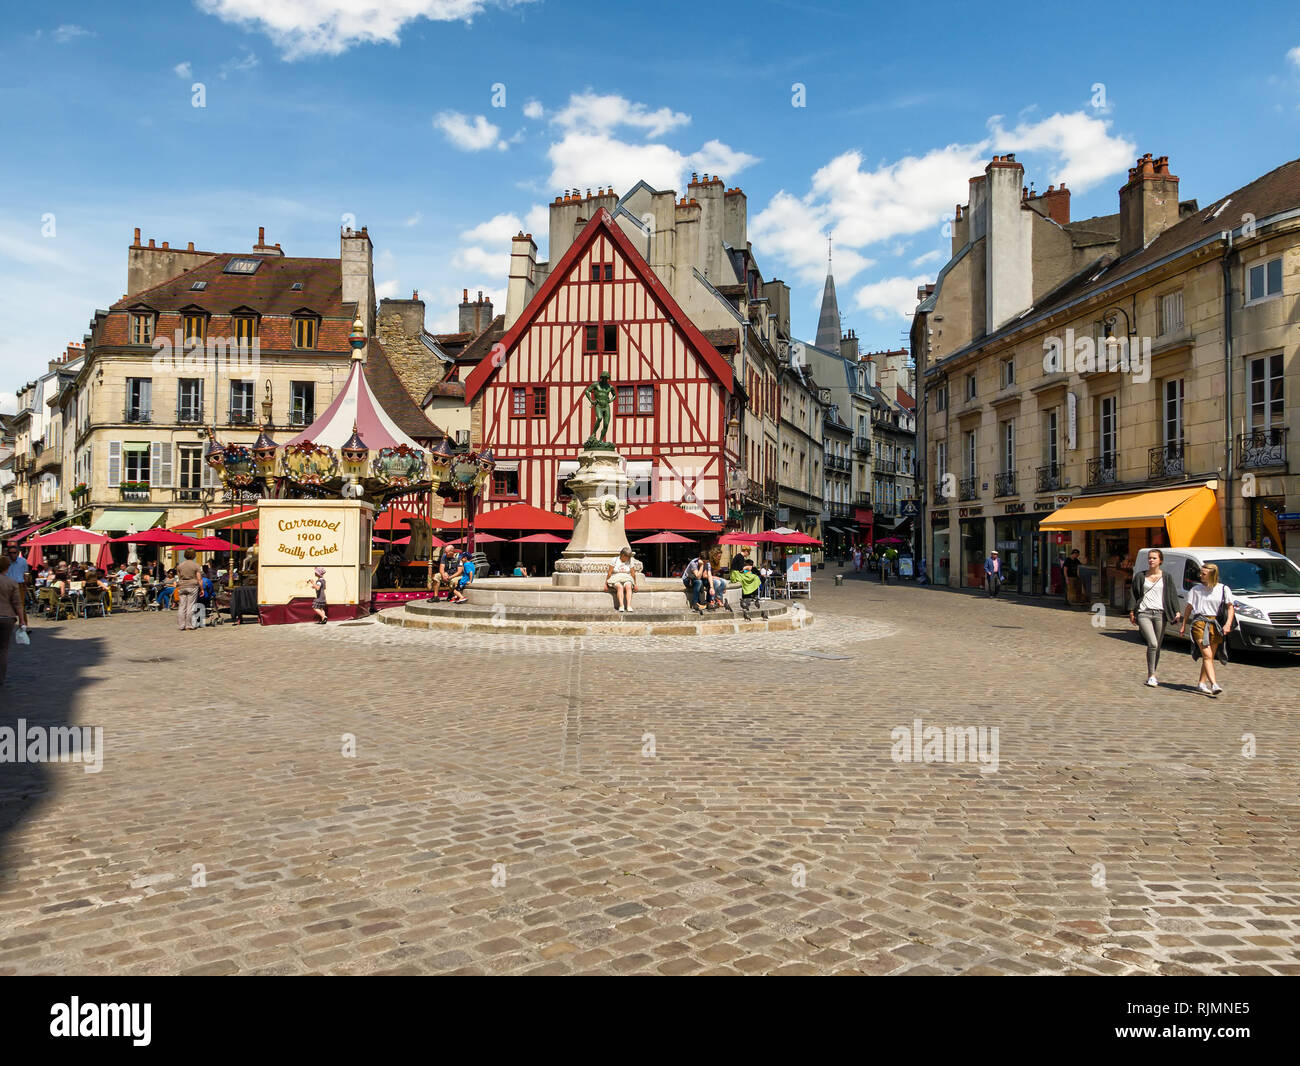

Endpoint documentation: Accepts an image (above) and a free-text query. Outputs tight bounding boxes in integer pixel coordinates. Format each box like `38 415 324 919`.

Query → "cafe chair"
81 585 109 619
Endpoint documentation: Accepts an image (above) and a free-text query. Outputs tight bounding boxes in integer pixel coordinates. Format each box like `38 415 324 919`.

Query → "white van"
1135 546 1300 654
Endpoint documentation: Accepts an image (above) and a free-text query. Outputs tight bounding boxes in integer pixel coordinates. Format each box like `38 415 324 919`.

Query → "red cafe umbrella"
511 532 568 577
186 536 244 552
630 532 696 544
31 527 110 547
448 533 507 545
110 529 197 546
95 540 114 572
718 532 758 545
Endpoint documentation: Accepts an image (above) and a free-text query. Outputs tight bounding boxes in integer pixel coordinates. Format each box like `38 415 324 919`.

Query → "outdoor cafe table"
228 585 258 624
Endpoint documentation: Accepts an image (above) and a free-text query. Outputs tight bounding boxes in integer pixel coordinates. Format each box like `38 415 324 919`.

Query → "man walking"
5 542 30 585
174 548 202 630
984 550 1003 597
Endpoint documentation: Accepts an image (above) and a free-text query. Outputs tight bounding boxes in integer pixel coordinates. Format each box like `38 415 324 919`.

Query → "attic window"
190 281 207 291
290 281 303 291
224 257 261 274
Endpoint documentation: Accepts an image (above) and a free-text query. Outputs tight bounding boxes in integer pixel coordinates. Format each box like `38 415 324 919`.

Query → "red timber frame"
465 209 736 520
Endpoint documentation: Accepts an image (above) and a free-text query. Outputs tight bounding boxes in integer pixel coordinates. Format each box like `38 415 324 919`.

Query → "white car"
1136 546 1300 654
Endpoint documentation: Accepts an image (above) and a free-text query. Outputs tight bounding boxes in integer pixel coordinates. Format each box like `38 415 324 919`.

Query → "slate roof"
112 254 352 318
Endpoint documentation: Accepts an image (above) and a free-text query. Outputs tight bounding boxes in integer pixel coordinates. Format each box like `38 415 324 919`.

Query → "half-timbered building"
464 210 735 519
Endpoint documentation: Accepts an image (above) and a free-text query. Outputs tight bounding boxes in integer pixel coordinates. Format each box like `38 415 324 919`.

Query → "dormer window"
130 312 155 345
183 312 208 344
290 281 303 292
293 315 318 349
190 280 207 291
232 312 259 344
223 257 261 275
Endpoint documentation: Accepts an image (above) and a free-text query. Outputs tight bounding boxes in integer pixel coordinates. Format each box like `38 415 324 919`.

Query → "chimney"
984 154 1033 332
1026 183 1071 225
459 289 494 334
253 225 283 257
840 329 859 362
1118 153 1180 256
505 232 538 329
340 224 376 336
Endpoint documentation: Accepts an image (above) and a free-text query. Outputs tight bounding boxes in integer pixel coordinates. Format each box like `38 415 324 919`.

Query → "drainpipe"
1221 231 1235 546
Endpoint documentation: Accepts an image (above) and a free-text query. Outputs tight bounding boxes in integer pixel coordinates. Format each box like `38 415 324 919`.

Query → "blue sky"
2 0 1299 409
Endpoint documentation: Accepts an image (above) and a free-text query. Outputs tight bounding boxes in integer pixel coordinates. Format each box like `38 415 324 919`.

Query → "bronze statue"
584 371 615 448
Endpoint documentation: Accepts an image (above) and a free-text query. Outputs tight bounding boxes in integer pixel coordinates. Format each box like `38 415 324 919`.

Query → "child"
309 566 328 624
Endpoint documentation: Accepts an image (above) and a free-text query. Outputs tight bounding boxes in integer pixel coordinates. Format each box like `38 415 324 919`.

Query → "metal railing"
1086 455 1119 487
994 471 1017 497
1036 463 1061 492
1148 442 1185 479
853 436 871 453
933 480 949 504
1237 427 1288 469
289 409 315 426
124 407 151 423
958 476 979 501
228 409 257 425
177 405 204 424
875 459 897 475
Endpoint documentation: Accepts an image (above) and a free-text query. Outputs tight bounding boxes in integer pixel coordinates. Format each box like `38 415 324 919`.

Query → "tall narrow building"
815 244 841 355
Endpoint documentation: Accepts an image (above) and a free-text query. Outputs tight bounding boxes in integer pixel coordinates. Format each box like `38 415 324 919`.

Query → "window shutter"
151 442 162 486
140 379 152 417
108 441 121 486
157 442 173 487
202 454 218 488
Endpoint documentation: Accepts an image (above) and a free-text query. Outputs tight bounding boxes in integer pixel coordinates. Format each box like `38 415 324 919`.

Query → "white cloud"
852 275 934 321
375 279 401 300
1288 45 1300 68
196 0 532 60
219 51 260 79
0 391 16 415
523 99 543 120
910 249 942 267
53 25 93 44
459 213 523 246
424 285 508 333
174 61 192 79
434 111 504 152
688 140 761 180
552 92 690 138
453 212 531 279
752 110 1135 291
403 212 422 227
548 132 686 193
524 204 549 237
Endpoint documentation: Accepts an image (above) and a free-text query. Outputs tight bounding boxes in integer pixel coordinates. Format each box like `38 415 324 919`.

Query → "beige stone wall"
376 310 444 405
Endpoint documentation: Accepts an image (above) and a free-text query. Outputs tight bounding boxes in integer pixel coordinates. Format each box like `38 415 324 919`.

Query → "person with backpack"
1178 562 1236 697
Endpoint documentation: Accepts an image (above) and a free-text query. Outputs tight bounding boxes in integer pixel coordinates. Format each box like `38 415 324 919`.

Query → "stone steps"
376 601 813 636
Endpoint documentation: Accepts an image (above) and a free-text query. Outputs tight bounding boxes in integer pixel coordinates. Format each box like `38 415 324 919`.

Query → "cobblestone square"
2 577 1298 976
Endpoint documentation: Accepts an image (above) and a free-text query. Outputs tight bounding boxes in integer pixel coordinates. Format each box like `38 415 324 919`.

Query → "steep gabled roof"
464 210 733 402
364 340 445 440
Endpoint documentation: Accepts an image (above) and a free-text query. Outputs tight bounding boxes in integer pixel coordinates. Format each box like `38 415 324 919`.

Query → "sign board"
786 554 811 583
1066 392 1077 450
1003 502 1026 514
257 499 374 619
901 500 919 517
897 556 914 577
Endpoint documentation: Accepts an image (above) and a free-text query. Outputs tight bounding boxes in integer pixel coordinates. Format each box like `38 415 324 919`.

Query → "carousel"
201 317 493 623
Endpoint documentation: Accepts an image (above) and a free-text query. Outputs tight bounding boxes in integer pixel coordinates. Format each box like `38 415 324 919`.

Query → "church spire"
815 236 841 354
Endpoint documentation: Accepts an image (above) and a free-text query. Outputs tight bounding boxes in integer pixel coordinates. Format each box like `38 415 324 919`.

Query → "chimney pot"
148 239 155 248
258 226 265 243
133 227 141 245
187 241 194 251
462 289 468 302
161 241 169 249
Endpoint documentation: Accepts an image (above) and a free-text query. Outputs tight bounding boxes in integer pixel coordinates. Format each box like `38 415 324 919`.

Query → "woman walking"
1179 563 1235 697
605 548 638 613
1128 548 1182 687
309 566 328 624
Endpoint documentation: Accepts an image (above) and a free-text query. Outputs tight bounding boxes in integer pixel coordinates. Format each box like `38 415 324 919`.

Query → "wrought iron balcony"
177 404 205 424
123 407 151 423
1148 442 1185 479
1237 427 1288 470
856 492 872 507
1036 463 1062 493
228 409 257 426
933 480 949 504
853 436 871 454
876 459 897 475
119 486 152 502
289 409 315 427
1086 455 1119 487
6 500 24 518
958 476 979 502
994 471 1017 497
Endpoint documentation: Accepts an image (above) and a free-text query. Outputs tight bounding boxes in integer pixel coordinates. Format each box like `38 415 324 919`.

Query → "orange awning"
1039 485 1221 546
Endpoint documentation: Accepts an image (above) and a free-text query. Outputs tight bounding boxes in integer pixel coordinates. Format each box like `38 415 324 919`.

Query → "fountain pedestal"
552 446 645 588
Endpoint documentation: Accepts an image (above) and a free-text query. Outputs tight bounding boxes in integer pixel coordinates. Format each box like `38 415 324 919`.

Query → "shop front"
931 510 950 587
958 506 986 589
1038 483 1221 609
992 504 1038 595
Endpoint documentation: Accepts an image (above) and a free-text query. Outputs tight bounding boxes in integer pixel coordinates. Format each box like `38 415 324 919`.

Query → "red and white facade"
464 210 735 519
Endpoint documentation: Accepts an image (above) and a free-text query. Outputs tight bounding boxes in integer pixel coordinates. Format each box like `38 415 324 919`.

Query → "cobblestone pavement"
2 575 1298 976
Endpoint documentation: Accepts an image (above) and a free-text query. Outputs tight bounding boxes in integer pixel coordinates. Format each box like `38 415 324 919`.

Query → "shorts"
456 576 472 591
1191 619 1222 658
608 573 633 587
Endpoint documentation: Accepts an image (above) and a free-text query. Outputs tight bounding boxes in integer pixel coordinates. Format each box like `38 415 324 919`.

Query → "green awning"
90 509 166 533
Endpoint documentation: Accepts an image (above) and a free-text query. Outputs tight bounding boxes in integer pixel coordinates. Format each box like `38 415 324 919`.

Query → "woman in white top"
606 548 638 613
1178 562 1236 697
1128 548 1182 687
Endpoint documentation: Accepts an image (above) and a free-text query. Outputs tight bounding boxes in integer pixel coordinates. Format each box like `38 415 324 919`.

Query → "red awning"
3 520 51 544
474 503 574 531
172 506 257 531
624 501 719 532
